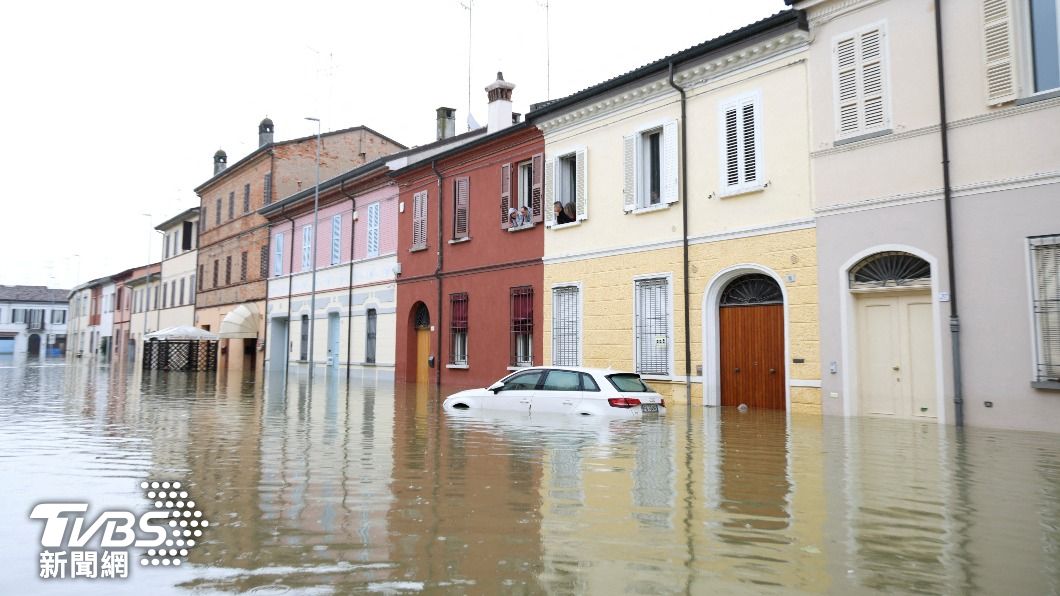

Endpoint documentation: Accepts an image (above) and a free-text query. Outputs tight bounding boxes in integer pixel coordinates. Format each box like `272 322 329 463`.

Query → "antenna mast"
460 1 473 130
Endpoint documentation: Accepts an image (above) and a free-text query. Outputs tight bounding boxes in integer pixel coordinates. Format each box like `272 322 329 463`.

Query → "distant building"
155 207 200 330
0 285 69 356
67 278 107 358
194 118 406 373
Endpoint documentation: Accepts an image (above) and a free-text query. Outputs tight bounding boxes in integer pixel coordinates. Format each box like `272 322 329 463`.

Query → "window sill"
448 237 471 245
446 363 469 370
507 223 536 233
640 374 673 381
833 128 893 147
1015 88 1060 106
716 182 768 199
409 246 428 253
506 365 533 371
628 203 671 216
1031 380 1060 391
547 221 582 231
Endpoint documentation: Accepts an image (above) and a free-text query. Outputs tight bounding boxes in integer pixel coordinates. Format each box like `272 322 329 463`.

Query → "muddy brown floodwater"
1 357 1058 594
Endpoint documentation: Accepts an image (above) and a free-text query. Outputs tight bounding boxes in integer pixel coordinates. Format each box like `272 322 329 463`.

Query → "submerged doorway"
299 314 309 361
27 334 41 357
327 312 340 366
413 303 431 386
270 317 288 369
719 274 785 410
851 252 936 419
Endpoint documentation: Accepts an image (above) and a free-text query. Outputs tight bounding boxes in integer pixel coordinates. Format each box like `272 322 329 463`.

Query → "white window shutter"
835 35 862 136
331 214 341 265
543 158 555 224
575 148 588 220
273 233 283 276
367 203 380 257
741 99 760 185
623 134 636 212
859 29 887 130
834 25 889 138
722 105 740 188
531 153 544 223
661 120 679 204
983 0 1017 105
302 225 312 270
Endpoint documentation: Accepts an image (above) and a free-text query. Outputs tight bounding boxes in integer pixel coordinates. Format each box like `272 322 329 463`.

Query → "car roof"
508 366 637 376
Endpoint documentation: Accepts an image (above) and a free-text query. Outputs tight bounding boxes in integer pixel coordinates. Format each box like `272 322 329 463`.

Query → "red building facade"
394 122 545 389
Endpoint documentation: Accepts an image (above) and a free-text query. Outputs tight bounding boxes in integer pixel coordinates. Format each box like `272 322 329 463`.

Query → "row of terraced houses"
67 0 1060 431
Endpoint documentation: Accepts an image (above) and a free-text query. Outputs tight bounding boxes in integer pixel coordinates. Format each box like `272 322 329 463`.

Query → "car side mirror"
487 381 503 393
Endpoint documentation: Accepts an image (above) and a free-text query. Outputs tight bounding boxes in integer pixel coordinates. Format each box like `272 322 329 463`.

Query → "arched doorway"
719 274 785 409
27 333 41 357
410 303 431 386
850 251 936 419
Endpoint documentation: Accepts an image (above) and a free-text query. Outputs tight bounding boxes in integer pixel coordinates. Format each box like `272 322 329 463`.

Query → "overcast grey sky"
0 0 783 290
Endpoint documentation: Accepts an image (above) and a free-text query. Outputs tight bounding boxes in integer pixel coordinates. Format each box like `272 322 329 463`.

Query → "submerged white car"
442 367 666 417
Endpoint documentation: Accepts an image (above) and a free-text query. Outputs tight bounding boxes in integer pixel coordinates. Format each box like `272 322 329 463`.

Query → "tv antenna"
460 0 473 130
537 0 551 99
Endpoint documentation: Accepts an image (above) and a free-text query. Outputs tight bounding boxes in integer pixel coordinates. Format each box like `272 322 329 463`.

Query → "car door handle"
519 399 531 404
562 401 574 405
769 368 776 374
734 368 740 373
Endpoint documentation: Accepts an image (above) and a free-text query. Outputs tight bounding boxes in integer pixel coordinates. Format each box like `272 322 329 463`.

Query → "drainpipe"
340 178 358 384
432 160 445 392
281 209 297 379
934 0 963 427
668 63 692 410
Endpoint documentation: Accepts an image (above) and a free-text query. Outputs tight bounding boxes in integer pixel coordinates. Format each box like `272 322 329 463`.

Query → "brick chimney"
436 107 455 141
258 117 274 147
486 72 515 135
213 149 227 175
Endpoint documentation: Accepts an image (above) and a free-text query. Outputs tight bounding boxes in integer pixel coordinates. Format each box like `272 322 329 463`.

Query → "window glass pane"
504 370 543 390
542 369 581 391
607 373 653 392
580 373 600 392
1031 0 1060 92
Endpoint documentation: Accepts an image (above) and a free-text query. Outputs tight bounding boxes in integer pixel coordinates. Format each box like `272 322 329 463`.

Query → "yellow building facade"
532 13 820 411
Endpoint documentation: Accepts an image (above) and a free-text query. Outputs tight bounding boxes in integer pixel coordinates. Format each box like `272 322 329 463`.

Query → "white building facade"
0 286 69 357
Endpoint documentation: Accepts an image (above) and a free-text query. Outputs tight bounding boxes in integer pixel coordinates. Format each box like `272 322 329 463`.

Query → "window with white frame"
544 150 587 226
634 277 671 375
330 214 342 265
718 92 763 194
1030 235 1060 384
367 202 381 257
623 122 677 211
450 293 468 366
833 24 889 139
1029 0 1060 93
301 224 313 271
552 285 581 366
273 233 284 277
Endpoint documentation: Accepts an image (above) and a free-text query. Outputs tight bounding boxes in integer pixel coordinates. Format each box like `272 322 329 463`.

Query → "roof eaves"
526 10 802 122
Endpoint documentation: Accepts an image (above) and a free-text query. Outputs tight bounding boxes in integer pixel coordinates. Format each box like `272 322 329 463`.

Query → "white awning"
219 303 259 339
144 325 219 341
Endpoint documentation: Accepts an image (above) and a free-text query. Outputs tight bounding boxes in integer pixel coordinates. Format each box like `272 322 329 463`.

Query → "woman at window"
554 201 573 224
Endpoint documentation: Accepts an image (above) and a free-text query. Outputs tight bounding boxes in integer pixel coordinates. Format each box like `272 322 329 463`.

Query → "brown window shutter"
454 177 470 239
531 153 544 222
500 163 511 229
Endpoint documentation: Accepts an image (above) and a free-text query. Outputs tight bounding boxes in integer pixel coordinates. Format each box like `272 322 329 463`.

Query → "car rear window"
606 373 653 392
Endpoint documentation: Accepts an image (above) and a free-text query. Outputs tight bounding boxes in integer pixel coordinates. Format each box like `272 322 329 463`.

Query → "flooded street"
2 358 1058 594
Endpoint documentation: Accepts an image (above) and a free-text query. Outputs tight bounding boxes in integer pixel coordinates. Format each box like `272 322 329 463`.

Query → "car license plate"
641 403 659 413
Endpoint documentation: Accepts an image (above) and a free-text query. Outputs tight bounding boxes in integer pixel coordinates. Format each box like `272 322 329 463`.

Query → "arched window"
720 274 782 306
849 251 930 290
413 303 431 329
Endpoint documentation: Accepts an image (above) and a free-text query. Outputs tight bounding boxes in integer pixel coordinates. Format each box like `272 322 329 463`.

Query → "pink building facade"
261 160 401 377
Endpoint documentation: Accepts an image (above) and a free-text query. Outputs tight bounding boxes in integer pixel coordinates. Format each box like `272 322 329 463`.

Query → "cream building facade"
154 207 200 330
793 0 1060 430
530 11 820 410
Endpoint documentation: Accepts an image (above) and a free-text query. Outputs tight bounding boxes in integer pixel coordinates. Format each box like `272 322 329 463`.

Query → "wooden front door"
856 291 936 419
720 304 785 409
415 328 430 386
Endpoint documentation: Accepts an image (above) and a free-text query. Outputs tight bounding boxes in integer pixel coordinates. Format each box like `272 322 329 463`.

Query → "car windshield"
606 373 653 392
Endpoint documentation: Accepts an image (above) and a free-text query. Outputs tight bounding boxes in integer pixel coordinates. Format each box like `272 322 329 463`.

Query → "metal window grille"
450 293 468 365
263 173 272 205
552 286 580 366
635 278 670 375
243 183 251 213
260 245 269 279
510 286 533 366
365 309 377 364
143 340 218 372
225 256 232 285
240 251 248 281
1032 237 1060 382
